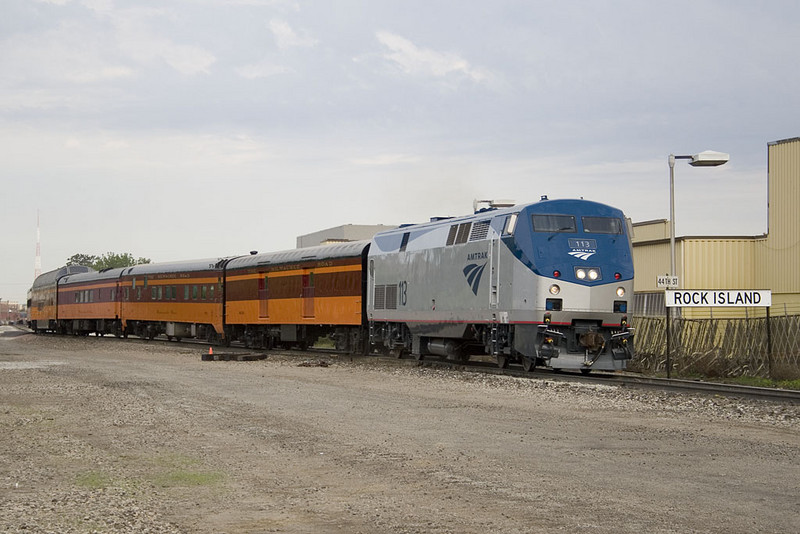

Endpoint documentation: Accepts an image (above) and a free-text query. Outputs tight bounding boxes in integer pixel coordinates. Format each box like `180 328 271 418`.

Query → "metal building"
296 224 397 248
632 137 800 318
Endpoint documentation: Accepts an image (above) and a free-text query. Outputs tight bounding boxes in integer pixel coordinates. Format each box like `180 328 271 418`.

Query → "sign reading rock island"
665 290 772 308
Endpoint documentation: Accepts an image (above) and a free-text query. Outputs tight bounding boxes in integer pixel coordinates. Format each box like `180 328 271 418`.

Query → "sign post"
657 276 679 378
664 289 772 378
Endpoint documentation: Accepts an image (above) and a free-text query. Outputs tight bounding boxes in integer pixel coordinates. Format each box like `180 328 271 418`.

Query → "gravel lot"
1 327 798 533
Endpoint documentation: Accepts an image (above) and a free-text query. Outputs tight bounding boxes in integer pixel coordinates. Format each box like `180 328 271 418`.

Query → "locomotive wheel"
496 354 509 369
521 356 535 372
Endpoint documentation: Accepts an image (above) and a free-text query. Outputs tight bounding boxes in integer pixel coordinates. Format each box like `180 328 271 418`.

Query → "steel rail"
393 356 800 404
13 327 799 403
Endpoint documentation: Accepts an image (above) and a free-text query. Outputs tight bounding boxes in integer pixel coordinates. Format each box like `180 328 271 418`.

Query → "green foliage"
75 471 112 489
65 253 98 268
725 376 800 391
154 470 223 488
66 252 151 271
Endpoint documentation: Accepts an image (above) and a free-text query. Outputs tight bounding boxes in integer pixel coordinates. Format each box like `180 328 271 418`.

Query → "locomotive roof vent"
540 195 548 201
250 250 258 255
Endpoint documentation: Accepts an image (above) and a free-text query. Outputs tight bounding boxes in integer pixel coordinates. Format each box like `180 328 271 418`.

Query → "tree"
66 253 98 268
65 252 151 271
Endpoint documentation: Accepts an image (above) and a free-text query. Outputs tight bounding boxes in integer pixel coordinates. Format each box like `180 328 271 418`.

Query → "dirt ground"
1 327 798 533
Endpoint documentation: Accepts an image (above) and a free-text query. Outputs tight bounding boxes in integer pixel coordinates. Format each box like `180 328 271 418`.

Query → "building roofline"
768 137 800 146
632 218 668 227
633 234 768 246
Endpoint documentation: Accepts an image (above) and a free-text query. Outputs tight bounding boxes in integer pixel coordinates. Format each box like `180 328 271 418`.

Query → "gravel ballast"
1 331 798 533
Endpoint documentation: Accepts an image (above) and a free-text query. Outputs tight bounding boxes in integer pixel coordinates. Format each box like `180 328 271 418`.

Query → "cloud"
99 7 217 75
376 31 489 83
268 18 317 50
236 60 289 79
348 153 420 166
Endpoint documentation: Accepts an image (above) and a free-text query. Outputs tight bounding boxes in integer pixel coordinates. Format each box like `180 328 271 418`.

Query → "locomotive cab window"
582 216 623 234
532 214 576 233
502 213 519 236
399 232 410 252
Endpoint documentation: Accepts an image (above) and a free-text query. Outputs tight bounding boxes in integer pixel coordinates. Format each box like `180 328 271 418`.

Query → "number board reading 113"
665 290 772 308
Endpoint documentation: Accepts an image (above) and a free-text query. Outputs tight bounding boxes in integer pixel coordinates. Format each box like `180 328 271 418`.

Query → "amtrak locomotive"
368 197 635 372
29 197 634 373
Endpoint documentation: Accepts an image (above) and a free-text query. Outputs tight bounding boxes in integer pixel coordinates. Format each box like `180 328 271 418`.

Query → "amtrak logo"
568 250 596 261
463 262 487 295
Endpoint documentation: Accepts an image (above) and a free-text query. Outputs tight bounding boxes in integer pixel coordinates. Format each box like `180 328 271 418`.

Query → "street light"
668 150 729 280
665 150 728 379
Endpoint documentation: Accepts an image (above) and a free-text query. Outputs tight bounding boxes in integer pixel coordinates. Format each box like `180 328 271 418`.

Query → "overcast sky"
2 0 799 304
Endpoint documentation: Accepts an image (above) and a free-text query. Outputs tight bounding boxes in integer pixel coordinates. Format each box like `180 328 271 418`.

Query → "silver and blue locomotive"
367 197 635 372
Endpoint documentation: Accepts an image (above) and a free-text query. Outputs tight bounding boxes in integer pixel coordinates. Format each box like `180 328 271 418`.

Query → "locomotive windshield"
582 216 623 234
532 214 576 233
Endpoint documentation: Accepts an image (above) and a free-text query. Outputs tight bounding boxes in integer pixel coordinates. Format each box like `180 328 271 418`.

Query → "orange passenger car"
119 259 229 341
58 268 126 335
224 242 369 350
28 265 93 332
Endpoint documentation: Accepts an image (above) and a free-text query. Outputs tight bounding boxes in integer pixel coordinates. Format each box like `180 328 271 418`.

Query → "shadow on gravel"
0 328 30 339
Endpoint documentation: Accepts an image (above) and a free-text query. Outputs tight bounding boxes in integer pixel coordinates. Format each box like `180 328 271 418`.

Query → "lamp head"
689 150 729 167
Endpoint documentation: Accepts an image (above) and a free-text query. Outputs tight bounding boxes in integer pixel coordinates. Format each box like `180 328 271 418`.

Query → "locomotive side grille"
385 284 398 309
374 285 386 310
455 222 471 244
469 220 490 241
446 225 459 246
373 284 397 310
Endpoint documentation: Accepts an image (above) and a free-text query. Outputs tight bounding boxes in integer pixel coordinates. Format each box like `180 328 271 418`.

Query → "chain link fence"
631 312 800 379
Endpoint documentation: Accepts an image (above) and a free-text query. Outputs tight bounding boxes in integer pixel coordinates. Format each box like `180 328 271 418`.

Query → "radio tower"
34 210 42 280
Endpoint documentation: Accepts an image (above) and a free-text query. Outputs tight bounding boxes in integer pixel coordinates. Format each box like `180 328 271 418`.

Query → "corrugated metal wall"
682 239 757 289
632 240 671 293
763 138 800 293
632 220 670 242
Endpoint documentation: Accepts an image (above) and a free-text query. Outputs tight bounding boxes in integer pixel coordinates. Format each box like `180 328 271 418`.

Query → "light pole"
666 150 729 378
668 150 730 281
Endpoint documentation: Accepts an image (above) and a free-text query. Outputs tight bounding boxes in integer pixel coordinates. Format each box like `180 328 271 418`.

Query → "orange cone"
208 347 213 355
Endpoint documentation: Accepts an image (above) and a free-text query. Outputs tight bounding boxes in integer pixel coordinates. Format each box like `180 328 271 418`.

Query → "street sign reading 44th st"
666 289 772 308
656 275 679 288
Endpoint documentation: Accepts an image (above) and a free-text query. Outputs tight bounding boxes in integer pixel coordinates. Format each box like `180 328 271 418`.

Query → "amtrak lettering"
467 251 488 260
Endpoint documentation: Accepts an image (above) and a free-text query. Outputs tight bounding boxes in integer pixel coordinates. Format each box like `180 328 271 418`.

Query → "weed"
75 471 112 489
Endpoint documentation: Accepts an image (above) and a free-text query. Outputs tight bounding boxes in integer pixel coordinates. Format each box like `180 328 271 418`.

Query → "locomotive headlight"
616 287 626 297
549 284 561 295
588 269 599 281
576 269 587 280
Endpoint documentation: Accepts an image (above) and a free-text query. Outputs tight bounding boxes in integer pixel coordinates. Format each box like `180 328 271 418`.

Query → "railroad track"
398 356 800 403
13 326 800 403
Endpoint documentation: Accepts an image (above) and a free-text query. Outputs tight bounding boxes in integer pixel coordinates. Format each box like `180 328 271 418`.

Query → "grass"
148 454 224 488
724 376 800 391
75 471 113 489
153 470 223 488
